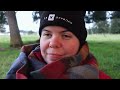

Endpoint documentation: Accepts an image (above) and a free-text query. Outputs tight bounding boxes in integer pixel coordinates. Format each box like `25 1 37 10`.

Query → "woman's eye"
62 34 72 39
43 33 52 38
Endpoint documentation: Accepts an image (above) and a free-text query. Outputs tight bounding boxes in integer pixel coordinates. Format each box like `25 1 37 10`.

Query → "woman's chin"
46 58 62 64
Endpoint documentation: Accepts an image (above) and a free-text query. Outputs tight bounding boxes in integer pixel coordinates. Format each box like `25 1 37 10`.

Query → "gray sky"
5 11 93 32
5 11 40 32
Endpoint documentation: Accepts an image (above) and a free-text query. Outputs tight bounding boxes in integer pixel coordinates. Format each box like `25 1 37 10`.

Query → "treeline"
87 19 120 34
1 11 120 34
0 11 120 48
85 11 120 34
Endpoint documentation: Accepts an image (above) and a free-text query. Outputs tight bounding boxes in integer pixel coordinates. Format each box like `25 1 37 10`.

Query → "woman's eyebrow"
60 30 70 34
42 29 69 33
42 29 51 32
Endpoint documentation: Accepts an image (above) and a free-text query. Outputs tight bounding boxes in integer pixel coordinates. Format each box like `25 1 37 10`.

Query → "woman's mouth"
47 53 64 60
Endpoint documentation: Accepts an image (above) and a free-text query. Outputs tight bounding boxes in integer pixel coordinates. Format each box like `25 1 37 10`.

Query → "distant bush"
27 30 36 34
110 19 120 34
90 21 110 34
88 19 120 34
0 24 6 33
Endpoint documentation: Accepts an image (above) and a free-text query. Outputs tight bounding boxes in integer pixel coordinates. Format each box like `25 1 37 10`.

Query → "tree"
92 11 107 22
32 11 42 43
109 11 120 34
5 11 23 47
85 11 107 23
0 24 6 33
110 19 120 34
91 21 110 34
32 11 41 22
85 11 109 34
0 11 7 33
0 11 7 24
111 11 120 19
85 11 94 23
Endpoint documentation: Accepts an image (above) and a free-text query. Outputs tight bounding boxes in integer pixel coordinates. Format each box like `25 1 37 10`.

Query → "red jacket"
99 70 111 79
5 43 111 79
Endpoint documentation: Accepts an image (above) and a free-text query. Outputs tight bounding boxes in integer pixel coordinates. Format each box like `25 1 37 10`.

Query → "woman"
5 11 111 79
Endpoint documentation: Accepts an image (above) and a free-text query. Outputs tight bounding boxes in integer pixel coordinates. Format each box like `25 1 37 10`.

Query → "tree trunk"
5 11 23 48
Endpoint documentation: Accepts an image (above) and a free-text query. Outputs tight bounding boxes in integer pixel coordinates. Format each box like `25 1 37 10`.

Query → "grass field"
0 34 120 79
0 34 39 79
87 34 120 79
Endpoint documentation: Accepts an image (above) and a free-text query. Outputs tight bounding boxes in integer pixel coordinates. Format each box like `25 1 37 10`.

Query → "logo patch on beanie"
48 14 55 21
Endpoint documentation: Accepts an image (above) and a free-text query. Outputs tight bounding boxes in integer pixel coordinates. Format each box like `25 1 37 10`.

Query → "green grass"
87 34 120 79
0 34 39 79
0 34 120 79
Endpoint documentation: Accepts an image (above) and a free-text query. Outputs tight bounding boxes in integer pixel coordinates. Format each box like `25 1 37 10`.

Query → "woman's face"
40 26 80 64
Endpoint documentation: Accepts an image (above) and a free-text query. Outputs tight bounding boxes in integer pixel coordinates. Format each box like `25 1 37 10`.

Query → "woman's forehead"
42 26 68 32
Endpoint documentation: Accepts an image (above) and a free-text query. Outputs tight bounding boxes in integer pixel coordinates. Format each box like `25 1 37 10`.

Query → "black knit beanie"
39 11 87 47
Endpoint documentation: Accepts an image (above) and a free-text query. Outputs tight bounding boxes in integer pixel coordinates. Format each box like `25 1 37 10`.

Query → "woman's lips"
47 53 63 60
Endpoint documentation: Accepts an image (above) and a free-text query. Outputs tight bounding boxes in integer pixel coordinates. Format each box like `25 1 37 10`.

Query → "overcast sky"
5 11 40 32
4 11 93 32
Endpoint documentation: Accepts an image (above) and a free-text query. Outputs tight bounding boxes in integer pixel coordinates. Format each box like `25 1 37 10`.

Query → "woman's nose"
49 36 62 48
